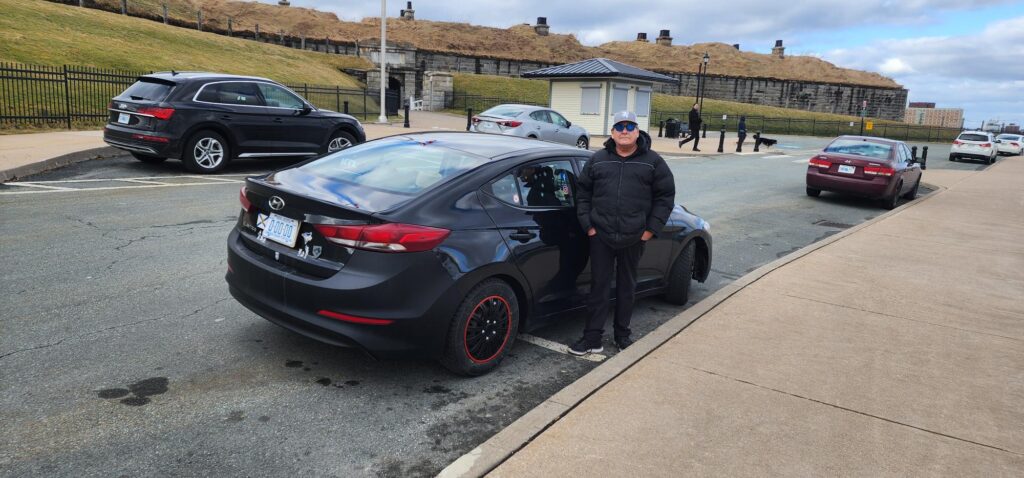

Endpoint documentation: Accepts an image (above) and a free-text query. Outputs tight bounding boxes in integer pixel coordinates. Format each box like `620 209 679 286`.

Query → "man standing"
571 111 676 355
678 103 702 151
736 115 747 152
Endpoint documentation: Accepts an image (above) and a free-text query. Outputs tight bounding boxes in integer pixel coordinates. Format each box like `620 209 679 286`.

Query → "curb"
0 146 121 183
438 179 953 478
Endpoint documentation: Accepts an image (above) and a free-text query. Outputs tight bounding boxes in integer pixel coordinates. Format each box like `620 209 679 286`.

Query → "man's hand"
641 230 654 241
588 227 597 236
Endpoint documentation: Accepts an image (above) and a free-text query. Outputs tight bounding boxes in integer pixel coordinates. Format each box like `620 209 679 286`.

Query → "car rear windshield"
823 139 893 159
481 106 524 118
119 79 174 102
298 137 490 196
958 133 989 142
997 135 1021 141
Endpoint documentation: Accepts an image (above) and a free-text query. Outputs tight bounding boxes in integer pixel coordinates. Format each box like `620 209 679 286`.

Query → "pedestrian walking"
571 111 676 355
736 115 747 152
678 103 702 151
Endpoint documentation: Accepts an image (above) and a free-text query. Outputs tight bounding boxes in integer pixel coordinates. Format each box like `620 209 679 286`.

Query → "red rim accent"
462 295 512 364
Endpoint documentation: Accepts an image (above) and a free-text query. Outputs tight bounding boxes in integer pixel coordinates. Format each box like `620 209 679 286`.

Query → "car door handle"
509 231 537 242
273 118 284 123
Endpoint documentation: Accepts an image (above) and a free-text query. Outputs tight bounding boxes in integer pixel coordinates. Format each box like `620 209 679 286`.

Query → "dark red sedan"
806 136 923 209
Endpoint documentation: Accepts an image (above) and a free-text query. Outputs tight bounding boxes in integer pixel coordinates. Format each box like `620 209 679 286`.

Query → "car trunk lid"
811 152 893 180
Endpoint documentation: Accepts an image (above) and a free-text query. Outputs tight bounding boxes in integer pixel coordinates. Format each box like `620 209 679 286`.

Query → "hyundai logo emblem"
269 196 285 211
118 103 127 109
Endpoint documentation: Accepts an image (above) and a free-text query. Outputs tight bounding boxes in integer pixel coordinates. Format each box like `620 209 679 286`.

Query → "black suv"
103 72 365 173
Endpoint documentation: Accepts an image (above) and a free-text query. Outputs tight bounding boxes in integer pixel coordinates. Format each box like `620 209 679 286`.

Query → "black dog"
758 137 778 149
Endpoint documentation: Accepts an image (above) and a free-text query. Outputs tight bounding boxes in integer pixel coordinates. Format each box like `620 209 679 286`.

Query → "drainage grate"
813 220 854 229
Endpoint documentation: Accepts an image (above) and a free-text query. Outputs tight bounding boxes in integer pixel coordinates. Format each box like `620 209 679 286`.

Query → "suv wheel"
130 152 167 164
325 131 357 154
182 131 229 173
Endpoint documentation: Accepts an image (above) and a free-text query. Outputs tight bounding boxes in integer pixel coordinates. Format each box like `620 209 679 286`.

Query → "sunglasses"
613 122 637 133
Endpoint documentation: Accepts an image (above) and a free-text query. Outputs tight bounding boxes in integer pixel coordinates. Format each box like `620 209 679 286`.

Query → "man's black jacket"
688 108 702 130
577 130 676 249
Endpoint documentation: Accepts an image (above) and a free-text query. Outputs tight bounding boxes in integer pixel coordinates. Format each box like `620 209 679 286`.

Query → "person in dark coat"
570 111 676 355
678 103 702 151
736 116 747 152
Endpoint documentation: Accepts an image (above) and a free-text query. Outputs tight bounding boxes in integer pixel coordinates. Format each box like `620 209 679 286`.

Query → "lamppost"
377 0 388 124
698 52 709 113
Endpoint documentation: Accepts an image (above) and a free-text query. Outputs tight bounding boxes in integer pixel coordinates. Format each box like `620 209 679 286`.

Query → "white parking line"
4 182 75 191
0 177 244 195
792 159 810 164
763 154 791 159
518 333 607 362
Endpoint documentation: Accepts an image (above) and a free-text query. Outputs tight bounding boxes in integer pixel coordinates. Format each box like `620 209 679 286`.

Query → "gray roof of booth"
522 58 679 84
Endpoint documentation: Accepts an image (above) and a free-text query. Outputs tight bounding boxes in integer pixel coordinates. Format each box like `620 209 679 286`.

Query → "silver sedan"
470 104 591 149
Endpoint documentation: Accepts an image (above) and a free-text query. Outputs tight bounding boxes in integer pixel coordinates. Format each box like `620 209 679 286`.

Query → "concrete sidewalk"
444 157 1024 476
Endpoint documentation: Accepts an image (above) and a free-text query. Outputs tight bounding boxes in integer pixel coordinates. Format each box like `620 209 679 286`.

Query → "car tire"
576 136 589 149
806 187 821 197
883 181 902 210
663 241 695 305
440 279 520 376
182 130 229 174
948 155 956 162
902 178 920 200
988 154 995 165
130 152 167 164
324 130 357 154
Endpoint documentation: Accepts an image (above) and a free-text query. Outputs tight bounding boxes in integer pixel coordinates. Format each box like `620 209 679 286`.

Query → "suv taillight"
981 143 992 148
137 106 175 120
953 140 962 145
314 223 450 253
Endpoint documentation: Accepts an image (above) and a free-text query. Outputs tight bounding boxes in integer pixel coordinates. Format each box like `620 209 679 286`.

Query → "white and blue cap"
612 111 638 125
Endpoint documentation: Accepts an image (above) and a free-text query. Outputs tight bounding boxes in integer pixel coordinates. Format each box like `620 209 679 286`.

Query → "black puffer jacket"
577 131 676 248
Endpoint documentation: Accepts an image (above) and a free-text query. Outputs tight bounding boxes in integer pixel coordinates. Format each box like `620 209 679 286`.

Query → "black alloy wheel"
441 279 520 376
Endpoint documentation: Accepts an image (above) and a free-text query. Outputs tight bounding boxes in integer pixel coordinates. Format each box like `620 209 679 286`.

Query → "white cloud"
879 58 915 75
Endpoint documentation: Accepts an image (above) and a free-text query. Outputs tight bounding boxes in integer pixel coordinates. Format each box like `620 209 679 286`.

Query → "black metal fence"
0 62 387 130
444 93 546 113
652 110 962 143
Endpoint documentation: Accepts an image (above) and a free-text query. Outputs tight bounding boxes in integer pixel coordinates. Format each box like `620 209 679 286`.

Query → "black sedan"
226 133 711 375
104 72 365 173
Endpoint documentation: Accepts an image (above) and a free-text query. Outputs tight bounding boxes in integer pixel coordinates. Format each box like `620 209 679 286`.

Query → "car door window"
196 82 264 106
486 174 521 206
549 111 570 128
257 83 306 110
529 110 551 123
516 160 575 208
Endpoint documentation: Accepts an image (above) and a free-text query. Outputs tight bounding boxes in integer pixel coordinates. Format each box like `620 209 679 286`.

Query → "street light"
377 0 388 124
699 52 710 113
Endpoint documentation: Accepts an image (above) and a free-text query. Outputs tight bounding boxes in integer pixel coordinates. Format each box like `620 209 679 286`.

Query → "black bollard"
403 102 410 128
911 146 918 161
753 131 761 152
921 146 928 170
658 121 664 138
717 128 726 153
701 123 707 138
736 133 745 153
343 101 349 115
466 108 473 132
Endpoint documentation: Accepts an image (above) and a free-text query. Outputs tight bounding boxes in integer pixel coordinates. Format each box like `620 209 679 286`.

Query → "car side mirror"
298 104 312 115
995 140 1002 143
566 121 572 127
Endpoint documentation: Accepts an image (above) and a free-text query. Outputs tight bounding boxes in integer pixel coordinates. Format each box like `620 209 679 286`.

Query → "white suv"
996 134 1023 156
950 131 997 164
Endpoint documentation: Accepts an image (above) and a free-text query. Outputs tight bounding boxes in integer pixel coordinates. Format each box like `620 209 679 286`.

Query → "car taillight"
864 165 895 176
1012 142 1020 147
239 186 253 212
313 223 450 253
953 140 962 145
981 143 992 148
131 133 170 143
137 106 175 120
471 116 481 124
317 310 394 326
497 120 523 127
808 156 831 168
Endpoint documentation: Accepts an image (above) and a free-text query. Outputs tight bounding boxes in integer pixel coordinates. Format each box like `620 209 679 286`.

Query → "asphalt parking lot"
0 138 988 477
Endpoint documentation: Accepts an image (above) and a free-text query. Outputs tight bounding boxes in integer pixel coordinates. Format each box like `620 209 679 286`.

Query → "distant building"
1005 124 1021 134
904 103 963 128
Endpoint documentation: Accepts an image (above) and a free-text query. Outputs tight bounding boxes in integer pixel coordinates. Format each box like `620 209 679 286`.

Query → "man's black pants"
583 236 644 345
678 128 701 150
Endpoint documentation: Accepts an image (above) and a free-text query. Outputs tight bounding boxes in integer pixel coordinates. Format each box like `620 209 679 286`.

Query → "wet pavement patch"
315 377 332 386
813 219 854 229
284 360 303 368
97 377 169 406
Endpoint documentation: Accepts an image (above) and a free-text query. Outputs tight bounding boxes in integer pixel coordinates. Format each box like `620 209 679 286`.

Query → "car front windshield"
298 137 490 195
481 106 524 118
823 139 893 159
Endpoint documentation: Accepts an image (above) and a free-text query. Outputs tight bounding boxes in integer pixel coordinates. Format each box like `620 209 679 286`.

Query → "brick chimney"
656 29 672 46
534 17 549 36
772 39 785 58
732 43 740 50
636 32 648 42
400 2 415 20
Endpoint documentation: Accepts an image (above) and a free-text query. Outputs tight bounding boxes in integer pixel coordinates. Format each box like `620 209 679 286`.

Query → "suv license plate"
838 165 856 174
117 113 130 124
258 213 301 248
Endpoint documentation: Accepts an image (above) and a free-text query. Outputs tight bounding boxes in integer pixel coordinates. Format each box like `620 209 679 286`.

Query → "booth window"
611 84 629 114
636 87 652 117
580 84 601 115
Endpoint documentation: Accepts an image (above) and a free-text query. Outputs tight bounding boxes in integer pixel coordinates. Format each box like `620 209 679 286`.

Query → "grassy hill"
0 0 370 86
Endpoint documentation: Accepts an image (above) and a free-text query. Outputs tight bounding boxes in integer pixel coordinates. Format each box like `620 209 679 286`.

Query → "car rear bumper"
806 168 894 199
225 228 460 359
103 124 180 157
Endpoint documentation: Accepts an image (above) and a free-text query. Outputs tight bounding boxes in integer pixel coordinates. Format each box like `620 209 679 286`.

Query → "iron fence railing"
0 62 387 129
652 111 963 142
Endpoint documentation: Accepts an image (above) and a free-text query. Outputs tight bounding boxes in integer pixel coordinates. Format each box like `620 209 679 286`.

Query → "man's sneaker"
568 338 603 356
615 336 634 350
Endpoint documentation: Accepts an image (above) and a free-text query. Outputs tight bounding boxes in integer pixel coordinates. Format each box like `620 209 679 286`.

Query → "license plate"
838 165 856 174
117 112 130 124
257 213 301 248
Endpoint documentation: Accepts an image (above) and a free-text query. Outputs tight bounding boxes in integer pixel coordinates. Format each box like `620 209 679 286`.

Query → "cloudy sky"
271 0 1023 126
